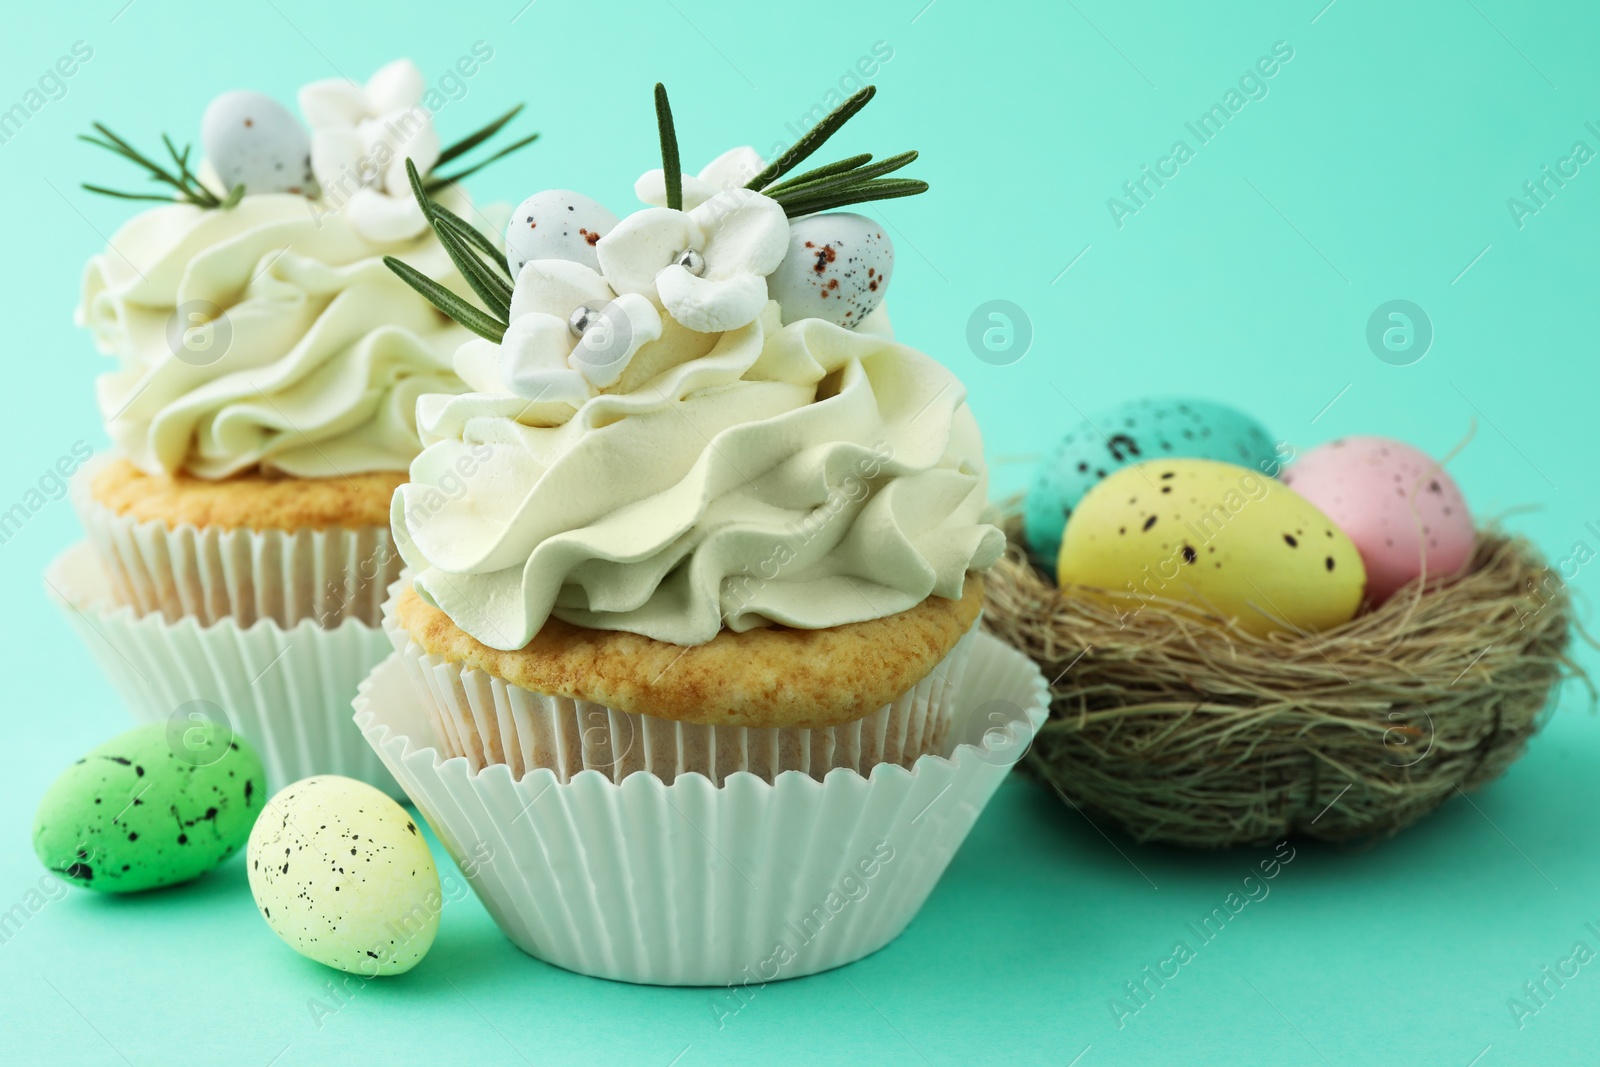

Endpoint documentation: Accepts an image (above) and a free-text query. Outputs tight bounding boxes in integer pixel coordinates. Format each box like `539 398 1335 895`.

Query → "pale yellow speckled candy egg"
1057 458 1366 636
247 776 439 975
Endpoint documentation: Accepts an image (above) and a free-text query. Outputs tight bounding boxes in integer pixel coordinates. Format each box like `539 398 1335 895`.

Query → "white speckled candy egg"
506 190 619 278
200 90 312 196
1281 436 1475 605
248 776 440 976
768 212 893 328
1058 458 1366 637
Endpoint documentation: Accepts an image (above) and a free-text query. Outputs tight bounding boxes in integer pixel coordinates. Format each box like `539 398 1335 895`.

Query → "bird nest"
982 515 1583 847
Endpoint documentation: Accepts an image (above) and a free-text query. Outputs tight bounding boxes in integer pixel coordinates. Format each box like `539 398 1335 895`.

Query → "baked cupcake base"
47 541 402 797
384 576 985 784
354 632 1047 985
72 455 404 629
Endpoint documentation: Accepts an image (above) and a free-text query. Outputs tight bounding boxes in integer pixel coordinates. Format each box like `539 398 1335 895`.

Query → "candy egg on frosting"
1058 458 1365 637
200 90 313 196
1281 436 1475 605
1025 398 1282 575
248 776 440 976
506 190 619 278
767 212 893 328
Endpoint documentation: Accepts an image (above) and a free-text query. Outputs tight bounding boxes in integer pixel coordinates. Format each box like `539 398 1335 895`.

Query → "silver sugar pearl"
673 248 707 276
568 305 602 337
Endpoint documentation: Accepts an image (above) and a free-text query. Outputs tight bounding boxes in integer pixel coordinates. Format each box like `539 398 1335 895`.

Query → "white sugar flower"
486 260 663 411
299 59 440 242
635 146 765 210
596 187 788 334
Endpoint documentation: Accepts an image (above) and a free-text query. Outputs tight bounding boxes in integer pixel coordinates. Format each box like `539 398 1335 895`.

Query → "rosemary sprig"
426 133 540 189
424 103 540 190
383 257 508 342
435 104 523 167
745 86 876 191
741 86 927 217
80 122 239 209
766 151 917 200
80 185 184 204
638 81 927 218
406 159 511 320
763 152 923 217
385 158 513 343
427 198 512 276
654 83 682 211
763 153 872 195
770 177 929 218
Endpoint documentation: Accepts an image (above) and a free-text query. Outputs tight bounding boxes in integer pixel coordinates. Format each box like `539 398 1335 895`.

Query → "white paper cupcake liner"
381 597 979 785
70 457 400 629
354 631 1046 985
47 541 402 798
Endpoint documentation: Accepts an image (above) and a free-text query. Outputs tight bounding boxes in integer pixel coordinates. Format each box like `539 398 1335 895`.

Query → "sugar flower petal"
570 293 663 388
635 146 766 209
510 258 617 321
690 188 788 277
655 269 767 334
595 208 699 300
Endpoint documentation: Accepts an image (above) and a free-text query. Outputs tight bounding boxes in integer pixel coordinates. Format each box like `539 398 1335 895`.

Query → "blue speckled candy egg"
1025 398 1282 574
200 90 313 196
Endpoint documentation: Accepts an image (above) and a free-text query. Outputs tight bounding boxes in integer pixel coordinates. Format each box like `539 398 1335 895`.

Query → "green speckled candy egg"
248 776 439 976
1057 458 1366 636
1025 398 1282 574
32 721 264 893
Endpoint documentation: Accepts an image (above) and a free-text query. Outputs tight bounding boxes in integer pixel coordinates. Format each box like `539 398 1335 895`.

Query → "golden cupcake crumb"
89 456 403 531
395 575 985 729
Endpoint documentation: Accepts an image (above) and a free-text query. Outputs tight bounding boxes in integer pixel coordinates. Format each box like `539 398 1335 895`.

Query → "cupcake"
50 59 537 793
382 85 1002 781
357 84 1043 984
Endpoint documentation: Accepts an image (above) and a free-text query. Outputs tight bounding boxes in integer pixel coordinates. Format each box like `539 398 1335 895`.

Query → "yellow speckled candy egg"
1057 458 1366 636
248 776 439 976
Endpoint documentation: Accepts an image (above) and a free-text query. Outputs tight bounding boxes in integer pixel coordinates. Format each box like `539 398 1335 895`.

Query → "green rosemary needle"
745 86 876 192
654 83 682 211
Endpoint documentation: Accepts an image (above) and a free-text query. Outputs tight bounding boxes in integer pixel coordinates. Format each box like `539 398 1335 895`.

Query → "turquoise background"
2 0 1597 1062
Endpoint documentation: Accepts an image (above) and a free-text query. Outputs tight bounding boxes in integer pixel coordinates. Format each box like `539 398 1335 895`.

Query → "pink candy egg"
1281 436 1474 605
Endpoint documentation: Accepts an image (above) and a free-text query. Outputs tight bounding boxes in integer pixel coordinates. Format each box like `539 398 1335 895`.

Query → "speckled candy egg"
506 190 619 278
1058 458 1366 636
248 776 440 976
1281 436 1475 605
32 721 264 893
200 90 313 196
768 212 893 328
1025 398 1282 574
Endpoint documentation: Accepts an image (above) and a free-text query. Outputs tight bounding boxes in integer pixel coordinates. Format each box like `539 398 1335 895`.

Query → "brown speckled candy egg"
248 776 439 976
1282 436 1475 604
1058 458 1366 636
767 212 893 328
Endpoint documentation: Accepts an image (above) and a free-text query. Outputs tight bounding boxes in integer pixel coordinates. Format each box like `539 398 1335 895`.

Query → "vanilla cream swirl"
394 301 1004 649
79 190 489 479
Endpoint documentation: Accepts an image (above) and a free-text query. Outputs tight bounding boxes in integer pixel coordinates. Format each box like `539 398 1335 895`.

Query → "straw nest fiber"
982 514 1583 847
